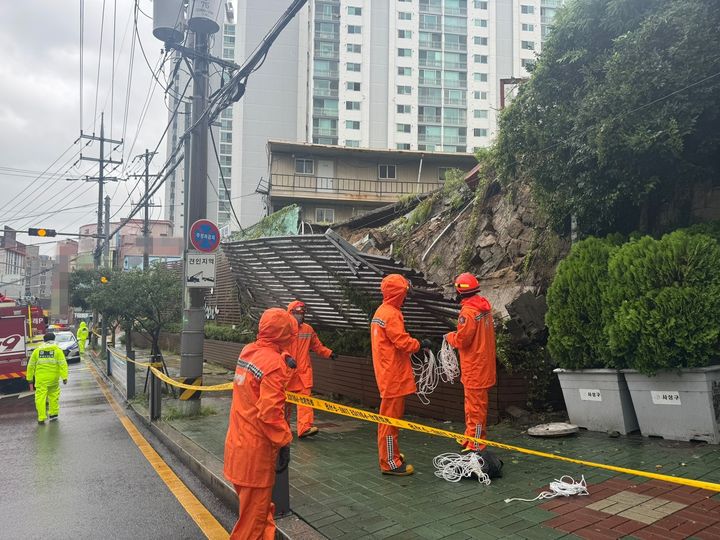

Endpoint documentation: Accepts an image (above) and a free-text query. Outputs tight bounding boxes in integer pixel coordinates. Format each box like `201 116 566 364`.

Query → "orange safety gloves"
224 307 298 540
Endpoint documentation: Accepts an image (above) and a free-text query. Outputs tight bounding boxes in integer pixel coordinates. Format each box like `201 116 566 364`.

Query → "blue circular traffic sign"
189 219 221 253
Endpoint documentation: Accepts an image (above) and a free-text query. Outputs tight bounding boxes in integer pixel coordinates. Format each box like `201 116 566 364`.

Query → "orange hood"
257 308 298 348
461 294 492 312
287 300 305 313
380 274 409 308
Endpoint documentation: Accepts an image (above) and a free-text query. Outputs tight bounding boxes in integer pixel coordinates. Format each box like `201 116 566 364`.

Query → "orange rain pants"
231 485 275 540
294 386 314 436
463 388 489 451
377 396 406 471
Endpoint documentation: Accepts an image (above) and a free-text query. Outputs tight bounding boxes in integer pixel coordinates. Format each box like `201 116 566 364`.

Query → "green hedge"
605 231 720 374
546 236 620 369
204 322 256 343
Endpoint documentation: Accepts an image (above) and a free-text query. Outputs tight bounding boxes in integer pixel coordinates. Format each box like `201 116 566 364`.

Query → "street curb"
87 351 326 540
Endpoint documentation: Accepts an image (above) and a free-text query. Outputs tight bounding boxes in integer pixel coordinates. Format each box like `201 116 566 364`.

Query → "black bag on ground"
478 448 503 479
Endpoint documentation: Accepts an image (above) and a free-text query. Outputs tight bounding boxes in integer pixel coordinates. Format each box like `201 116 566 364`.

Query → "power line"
209 127 242 230
79 0 84 134
2 203 96 224
93 0 107 133
110 0 117 137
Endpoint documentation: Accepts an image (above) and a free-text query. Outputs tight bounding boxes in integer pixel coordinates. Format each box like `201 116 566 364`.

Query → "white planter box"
622 366 720 444
554 369 639 434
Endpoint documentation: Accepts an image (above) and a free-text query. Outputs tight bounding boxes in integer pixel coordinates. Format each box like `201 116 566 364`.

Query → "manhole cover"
528 422 579 437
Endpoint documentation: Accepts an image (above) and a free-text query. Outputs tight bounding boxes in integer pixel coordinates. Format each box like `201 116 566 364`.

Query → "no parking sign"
189 219 221 253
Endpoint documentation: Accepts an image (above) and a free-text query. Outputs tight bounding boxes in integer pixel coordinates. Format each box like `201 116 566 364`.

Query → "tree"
495 0 720 235
69 269 102 311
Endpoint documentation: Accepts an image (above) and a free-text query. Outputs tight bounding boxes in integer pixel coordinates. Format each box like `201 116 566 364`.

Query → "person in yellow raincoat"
26 333 68 424
76 321 89 354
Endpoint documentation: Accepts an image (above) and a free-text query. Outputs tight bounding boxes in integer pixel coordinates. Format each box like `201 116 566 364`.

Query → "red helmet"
454 272 480 295
287 300 306 314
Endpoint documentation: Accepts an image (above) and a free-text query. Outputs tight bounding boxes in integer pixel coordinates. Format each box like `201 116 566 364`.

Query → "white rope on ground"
504 475 589 503
433 452 491 485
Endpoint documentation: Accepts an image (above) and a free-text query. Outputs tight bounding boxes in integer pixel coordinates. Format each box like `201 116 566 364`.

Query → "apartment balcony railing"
270 174 442 199
419 40 442 50
444 7 467 16
418 134 442 144
315 13 340 22
444 61 467 70
315 31 339 40
419 21 442 31
419 58 442 68
443 116 467 126
419 77 442 86
313 108 339 117
443 135 467 145
418 115 442 123
314 69 339 79
313 127 338 137
444 42 467 51
418 94 442 105
444 97 467 106
443 79 467 89
444 24 467 34
313 87 338 98
419 3 442 14
314 50 339 61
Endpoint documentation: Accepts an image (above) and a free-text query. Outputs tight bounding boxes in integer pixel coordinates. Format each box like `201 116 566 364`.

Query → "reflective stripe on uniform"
371 318 386 328
236 359 263 380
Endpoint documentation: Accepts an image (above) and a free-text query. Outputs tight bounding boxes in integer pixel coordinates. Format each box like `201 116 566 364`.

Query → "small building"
0 226 27 299
267 141 478 227
25 244 54 308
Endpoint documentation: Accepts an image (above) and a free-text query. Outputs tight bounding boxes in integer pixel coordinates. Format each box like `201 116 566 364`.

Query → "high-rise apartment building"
162 0 564 231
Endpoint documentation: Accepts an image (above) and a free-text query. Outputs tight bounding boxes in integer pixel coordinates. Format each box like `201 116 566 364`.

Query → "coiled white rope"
504 475 589 503
433 452 491 485
412 338 459 404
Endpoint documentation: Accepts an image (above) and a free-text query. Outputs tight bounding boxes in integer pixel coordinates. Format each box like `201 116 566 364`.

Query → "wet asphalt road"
0 361 234 539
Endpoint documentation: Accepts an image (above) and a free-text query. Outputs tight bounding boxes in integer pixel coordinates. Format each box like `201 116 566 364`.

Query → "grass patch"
162 405 218 421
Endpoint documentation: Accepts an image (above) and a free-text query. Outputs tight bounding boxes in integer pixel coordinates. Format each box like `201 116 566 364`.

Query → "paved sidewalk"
149 363 720 540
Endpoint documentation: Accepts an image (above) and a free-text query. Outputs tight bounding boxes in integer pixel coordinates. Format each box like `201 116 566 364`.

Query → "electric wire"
110 0 117 137
93 0 107 133
2 203 97 224
79 0 84 135
209 127 243 230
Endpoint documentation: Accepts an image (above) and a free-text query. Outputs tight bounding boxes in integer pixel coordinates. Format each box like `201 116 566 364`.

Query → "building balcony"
418 134 442 144
419 21 442 31
444 7 467 16
313 107 339 118
315 31 339 40
314 50 339 61
419 77 442 86
444 97 467 107
313 127 338 137
419 58 442 68
444 24 467 34
314 13 340 22
419 3 442 14
443 135 467 145
419 40 442 50
444 61 467 70
418 115 442 123
270 173 442 203
314 70 339 79
418 94 442 106
314 87 339 98
443 79 467 89
443 116 467 126
444 42 467 51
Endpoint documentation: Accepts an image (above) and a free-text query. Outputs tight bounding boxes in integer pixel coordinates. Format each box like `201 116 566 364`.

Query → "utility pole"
130 149 158 270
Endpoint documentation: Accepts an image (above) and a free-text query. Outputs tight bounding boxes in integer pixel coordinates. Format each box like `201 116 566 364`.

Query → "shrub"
605 231 720 375
204 322 256 343
546 236 621 369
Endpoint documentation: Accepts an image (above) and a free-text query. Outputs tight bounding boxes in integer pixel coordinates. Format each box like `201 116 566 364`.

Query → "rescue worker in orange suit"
224 307 298 540
445 272 496 452
371 274 431 476
286 300 336 438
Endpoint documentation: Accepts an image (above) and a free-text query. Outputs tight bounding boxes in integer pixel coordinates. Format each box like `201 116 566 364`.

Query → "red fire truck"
0 294 46 386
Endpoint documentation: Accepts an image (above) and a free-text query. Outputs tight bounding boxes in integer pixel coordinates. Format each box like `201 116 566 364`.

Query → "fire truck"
0 293 46 387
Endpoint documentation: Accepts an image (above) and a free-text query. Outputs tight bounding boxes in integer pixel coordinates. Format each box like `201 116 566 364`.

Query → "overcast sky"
0 0 168 255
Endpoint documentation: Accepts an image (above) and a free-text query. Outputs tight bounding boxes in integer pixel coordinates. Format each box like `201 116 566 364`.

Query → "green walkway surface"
163 379 720 540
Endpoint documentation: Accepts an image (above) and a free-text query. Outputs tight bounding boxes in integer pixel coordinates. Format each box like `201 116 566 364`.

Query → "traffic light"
28 228 57 237
100 275 110 285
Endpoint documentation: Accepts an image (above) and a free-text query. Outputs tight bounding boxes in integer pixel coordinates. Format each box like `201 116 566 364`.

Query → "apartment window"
399 12 412 20
347 6 362 15
474 128 488 137
345 140 360 147
347 62 361 72
398 66 412 76
522 23 535 31
378 165 397 180
521 5 534 14
346 81 361 91
474 73 488 82
397 85 412 95
522 40 535 50
397 143 411 150
346 101 361 110
347 43 362 53
295 158 314 175
397 104 411 114
474 19 488 28
398 48 412 57
345 120 360 129
474 109 488 119
315 208 335 224
474 54 488 64
438 167 452 181
474 1 488 8
348 25 362 34
474 36 488 46
474 90 488 100
398 30 413 39
396 123 411 133
220 131 232 143
521 58 534 69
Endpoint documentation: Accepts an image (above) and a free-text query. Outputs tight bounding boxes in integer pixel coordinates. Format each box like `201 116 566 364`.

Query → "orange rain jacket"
286 301 333 392
371 274 421 398
445 294 496 389
224 308 298 488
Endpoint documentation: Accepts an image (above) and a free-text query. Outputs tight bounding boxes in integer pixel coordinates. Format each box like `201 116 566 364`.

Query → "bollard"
126 350 136 400
106 342 112 377
149 370 162 421
272 450 291 518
